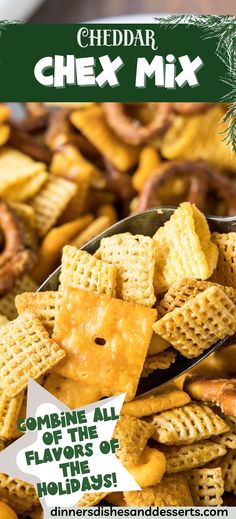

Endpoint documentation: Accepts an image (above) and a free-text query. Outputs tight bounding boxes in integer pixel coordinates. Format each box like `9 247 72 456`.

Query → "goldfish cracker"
132 146 161 192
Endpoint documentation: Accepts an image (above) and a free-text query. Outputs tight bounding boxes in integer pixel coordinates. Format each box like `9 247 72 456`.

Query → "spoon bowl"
39 207 236 396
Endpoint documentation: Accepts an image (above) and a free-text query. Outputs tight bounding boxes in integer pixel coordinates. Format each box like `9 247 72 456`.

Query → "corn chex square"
157 278 236 318
0 389 24 440
53 287 156 401
0 276 37 321
185 467 224 506
0 312 65 397
150 403 229 445
15 291 61 335
29 176 77 237
211 232 236 288
215 416 236 449
220 449 236 494
59 245 117 297
100 232 156 306
152 202 218 293
141 348 177 377
153 286 236 358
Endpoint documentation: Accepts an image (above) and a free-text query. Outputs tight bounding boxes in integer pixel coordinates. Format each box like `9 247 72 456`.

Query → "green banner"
0 21 234 102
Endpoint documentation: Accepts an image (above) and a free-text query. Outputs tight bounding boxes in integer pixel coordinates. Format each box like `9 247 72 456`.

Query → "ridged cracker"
100 233 156 306
29 176 77 237
220 449 236 494
152 202 218 293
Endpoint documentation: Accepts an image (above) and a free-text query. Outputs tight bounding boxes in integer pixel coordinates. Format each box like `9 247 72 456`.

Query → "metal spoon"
38 207 236 396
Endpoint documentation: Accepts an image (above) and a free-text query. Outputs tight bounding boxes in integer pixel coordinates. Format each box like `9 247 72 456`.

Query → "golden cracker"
185 467 224 506
15 291 60 335
164 441 226 473
211 232 236 288
114 416 153 466
121 383 190 418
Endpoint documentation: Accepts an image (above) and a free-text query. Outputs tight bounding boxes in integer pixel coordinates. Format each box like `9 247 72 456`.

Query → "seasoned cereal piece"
186 467 224 506
150 403 229 445
29 176 77 237
0 473 39 514
77 492 108 507
59 245 116 297
53 287 156 401
220 449 236 494
15 291 61 335
152 203 218 292
70 106 139 171
71 216 111 248
147 333 170 355
215 416 236 449
142 348 177 377
0 148 47 201
157 278 236 317
164 441 226 473
128 446 166 488
154 286 236 358
124 474 193 506
121 383 190 418
100 233 156 306
0 312 65 397
0 390 24 440
211 232 236 288
0 276 37 321
114 416 153 466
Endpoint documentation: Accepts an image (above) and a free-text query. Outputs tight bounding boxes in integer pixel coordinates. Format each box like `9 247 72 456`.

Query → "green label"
0 22 233 101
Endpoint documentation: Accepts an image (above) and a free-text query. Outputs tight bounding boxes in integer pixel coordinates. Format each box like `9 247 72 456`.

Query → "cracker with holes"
220 449 236 494
53 287 156 401
152 202 218 293
59 245 117 296
164 441 226 473
215 416 236 449
0 312 65 397
154 286 236 358
211 232 236 288
150 403 229 445
0 473 39 514
100 233 156 306
186 467 224 506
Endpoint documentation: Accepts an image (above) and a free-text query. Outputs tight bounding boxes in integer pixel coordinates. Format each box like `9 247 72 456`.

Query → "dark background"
30 0 235 22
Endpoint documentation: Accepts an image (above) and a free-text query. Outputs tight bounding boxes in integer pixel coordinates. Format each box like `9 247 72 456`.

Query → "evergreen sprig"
154 15 236 153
